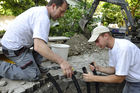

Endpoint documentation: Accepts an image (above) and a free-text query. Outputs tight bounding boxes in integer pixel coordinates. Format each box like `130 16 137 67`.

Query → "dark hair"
47 0 68 7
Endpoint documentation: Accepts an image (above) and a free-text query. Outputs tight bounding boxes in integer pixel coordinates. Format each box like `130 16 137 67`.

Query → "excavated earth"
66 33 104 56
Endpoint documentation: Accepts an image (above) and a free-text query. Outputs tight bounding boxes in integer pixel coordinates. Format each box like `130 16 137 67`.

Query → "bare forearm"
34 39 64 64
34 38 73 78
98 66 115 74
91 75 125 83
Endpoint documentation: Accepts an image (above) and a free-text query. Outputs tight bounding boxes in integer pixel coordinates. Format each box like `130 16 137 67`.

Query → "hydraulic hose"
46 73 63 93
72 72 82 93
90 63 99 93
82 67 91 93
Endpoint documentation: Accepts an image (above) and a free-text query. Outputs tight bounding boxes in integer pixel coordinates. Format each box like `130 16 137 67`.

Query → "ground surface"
65 34 109 73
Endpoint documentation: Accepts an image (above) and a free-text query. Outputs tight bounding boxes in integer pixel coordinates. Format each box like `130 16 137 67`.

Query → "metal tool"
79 0 99 31
82 67 91 93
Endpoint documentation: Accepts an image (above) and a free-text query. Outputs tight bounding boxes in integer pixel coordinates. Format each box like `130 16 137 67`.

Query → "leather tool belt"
2 47 27 56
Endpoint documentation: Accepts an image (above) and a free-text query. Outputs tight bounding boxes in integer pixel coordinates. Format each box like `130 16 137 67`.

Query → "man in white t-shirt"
83 26 140 93
0 0 73 81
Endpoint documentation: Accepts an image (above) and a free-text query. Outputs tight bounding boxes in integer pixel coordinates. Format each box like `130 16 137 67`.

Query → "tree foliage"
49 1 97 37
127 0 140 17
0 0 47 16
101 0 140 26
50 2 87 37
0 0 139 37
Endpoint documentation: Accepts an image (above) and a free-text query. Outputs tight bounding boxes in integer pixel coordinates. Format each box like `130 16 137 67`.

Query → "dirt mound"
66 34 102 56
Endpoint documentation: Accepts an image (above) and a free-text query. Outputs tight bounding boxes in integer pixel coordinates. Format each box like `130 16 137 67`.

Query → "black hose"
82 67 91 93
72 72 82 93
46 73 63 93
90 63 99 93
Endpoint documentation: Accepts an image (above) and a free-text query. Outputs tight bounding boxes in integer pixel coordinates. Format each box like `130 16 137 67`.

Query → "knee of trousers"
26 72 41 82
22 69 41 82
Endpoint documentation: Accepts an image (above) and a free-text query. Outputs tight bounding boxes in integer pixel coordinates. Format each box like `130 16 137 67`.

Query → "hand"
83 72 95 82
90 62 100 72
60 61 73 78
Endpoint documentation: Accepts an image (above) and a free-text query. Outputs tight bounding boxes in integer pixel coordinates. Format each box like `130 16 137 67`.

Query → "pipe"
82 67 91 93
72 71 82 93
90 63 99 93
46 73 63 93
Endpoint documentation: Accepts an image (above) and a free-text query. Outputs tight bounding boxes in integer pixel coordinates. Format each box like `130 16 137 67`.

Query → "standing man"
0 0 73 81
83 26 140 93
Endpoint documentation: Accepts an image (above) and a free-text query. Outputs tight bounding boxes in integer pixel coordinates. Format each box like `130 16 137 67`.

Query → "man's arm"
90 63 115 74
83 73 125 83
33 38 73 77
98 66 115 74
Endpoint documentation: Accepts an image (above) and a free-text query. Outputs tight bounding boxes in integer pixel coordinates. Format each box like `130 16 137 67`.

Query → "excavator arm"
79 0 139 43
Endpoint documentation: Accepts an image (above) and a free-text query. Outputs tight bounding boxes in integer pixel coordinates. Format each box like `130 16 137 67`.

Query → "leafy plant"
127 0 140 18
49 1 96 37
101 3 123 27
100 0 140 27
0 0 47 16
50 3 85 37
1 0 138 37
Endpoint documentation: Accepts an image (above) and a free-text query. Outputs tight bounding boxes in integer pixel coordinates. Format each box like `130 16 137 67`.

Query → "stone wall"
34 72 125 93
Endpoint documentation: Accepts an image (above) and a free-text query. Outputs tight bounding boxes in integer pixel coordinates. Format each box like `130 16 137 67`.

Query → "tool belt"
1 47 33 69
2 47 27 56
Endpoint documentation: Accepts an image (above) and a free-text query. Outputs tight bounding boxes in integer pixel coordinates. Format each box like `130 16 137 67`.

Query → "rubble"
66 34 107 56
0 80 7 87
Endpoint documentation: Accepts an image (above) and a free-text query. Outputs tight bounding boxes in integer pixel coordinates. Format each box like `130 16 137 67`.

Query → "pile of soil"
66 34 105 56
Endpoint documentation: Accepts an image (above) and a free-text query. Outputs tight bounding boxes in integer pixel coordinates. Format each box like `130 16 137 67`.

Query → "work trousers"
0 46 42 81
123 81 140 93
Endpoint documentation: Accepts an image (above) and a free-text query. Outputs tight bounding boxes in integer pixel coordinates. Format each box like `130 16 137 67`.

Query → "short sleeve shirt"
109 38 140 82
1 6 50 50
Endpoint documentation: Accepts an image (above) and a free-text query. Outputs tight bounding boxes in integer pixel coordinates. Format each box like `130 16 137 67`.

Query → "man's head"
88 26 112 49
47 0 68 20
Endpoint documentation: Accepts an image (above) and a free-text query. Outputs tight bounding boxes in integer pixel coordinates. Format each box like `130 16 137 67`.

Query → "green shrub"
49 2 95 37
0 0 47 16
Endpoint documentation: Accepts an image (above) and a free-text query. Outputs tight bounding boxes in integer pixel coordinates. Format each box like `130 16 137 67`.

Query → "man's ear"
104 33 109 39
51 3 56 10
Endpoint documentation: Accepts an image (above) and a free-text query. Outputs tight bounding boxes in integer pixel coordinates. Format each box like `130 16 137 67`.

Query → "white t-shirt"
109 38 140 82
1 6 50 50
